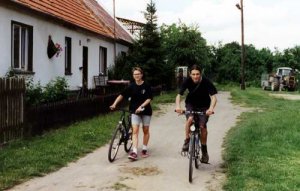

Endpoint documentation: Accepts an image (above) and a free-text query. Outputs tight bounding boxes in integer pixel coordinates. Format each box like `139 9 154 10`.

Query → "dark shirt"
179 77 217 109
121 82 153 115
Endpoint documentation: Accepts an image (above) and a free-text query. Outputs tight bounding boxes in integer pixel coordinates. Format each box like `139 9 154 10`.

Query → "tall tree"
135 0 166 86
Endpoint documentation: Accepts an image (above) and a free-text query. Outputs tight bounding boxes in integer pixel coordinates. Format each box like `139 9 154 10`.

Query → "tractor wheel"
271 82 279 91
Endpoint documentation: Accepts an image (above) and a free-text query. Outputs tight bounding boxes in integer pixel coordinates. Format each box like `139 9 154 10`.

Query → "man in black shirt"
175 65 217 163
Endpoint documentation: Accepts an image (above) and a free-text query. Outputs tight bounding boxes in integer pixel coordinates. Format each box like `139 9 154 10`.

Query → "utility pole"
236 0 246 90
113 0 116 65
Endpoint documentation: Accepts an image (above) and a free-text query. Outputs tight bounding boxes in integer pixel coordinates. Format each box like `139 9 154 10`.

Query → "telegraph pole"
236 0 246 90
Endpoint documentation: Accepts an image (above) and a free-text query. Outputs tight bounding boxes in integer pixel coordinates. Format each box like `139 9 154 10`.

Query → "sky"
97 0 300 51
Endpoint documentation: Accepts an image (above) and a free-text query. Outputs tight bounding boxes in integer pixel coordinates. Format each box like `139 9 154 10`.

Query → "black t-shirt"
121 82 153 115
179 77 217 109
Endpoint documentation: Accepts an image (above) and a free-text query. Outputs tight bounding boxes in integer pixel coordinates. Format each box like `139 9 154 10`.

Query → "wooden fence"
25 94 118 135
0 78 25 144
0 81 162 144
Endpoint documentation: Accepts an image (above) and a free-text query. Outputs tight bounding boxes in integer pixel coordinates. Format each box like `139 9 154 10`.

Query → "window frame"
11 21 33 74
99 46 107 75
65 36 72 75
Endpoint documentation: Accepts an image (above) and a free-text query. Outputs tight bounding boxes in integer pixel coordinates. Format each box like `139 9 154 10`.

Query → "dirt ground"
269 93 300 100
8 91 249 191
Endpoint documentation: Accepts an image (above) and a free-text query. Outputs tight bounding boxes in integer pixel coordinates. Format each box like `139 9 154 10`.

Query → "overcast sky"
97 0 300 51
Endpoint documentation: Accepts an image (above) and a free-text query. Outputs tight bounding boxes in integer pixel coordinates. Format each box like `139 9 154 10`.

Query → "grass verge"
222 86 300 191
0 91 177 190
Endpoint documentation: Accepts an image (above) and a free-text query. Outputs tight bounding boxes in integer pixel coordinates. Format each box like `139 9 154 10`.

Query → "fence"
25 94 118 135
0 78 25 144
1 82 162 144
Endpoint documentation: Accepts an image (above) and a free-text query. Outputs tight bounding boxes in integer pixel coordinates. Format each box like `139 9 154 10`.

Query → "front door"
82 46 88 90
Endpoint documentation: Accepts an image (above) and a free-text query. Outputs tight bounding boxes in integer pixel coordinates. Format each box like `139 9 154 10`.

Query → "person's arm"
175 94 183 113
206 94 217 115
110 95 124 110
136 98 151 113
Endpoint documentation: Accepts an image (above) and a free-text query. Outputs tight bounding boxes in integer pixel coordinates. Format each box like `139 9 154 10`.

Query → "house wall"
0 5 129 90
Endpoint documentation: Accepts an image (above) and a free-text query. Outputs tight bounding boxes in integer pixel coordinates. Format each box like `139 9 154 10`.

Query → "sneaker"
128 152 138 160
200 152 209 163
182 138 190 152
141 150 149 158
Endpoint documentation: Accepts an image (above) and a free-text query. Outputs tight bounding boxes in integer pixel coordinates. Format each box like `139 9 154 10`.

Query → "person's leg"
199 115 209 163
141 115 151 147
141 115 151 157
182 116 193 152
142 126 150 146
185 117 193 139
132 124 139 153
129 114 141 160
200 125 207 144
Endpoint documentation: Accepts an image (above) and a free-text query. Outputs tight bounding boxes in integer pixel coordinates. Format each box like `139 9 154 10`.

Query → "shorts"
131 114 151 126
185 103 209 128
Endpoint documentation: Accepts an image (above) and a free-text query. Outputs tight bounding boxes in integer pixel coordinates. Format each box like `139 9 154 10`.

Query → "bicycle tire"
195 134 200 169
108 124 123 162
124 127 133 152
189 134 195 183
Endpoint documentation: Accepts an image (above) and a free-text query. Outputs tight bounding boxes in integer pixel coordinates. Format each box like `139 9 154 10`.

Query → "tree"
212 42 241 83
133 0 166 86
160 23 210 73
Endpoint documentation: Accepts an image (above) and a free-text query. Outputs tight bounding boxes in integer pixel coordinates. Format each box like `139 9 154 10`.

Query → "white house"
0 0 133 90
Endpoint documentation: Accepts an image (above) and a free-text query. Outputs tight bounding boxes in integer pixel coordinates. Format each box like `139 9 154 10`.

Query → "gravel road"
9 91 248 191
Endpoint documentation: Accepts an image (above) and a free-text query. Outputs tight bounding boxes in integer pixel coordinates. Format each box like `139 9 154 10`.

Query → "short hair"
132 67 143 74
189 64 201 73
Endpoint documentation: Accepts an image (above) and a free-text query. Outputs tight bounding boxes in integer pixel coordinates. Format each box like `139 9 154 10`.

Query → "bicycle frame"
108 109 132 162
183 110 205 183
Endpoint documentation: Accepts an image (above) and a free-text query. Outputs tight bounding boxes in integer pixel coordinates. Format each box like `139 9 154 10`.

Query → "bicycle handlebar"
174 110 214 115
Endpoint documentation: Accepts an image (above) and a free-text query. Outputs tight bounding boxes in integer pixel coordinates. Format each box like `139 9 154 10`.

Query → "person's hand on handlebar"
175 108 184 114
206 108 215 116
109 104 116 110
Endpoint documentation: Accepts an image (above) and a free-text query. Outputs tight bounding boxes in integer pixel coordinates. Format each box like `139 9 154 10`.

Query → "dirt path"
9 91 248 191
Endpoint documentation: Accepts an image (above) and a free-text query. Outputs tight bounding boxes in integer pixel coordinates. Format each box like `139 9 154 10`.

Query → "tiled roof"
83 0 133 43
11 0 133 44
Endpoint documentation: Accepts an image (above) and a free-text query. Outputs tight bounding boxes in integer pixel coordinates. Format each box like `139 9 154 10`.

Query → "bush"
43 77 69 103
25 77 69 106
25 78 43 106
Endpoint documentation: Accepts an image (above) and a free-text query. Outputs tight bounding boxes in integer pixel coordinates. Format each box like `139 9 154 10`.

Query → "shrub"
43 77 69 103
25 77 69 106
25 78 43 106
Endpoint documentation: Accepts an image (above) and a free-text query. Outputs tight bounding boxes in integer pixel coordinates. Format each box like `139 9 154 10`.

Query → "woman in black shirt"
110 67 153 161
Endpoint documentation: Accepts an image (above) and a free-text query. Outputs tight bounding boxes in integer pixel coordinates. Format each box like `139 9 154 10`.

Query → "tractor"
261 67 297 91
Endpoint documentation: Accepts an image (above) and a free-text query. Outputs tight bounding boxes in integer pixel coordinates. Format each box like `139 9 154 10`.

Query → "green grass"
5 88 299 191
222 86 300 191
0 91 177 190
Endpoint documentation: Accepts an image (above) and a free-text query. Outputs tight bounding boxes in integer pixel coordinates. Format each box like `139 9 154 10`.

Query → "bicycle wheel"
124 127 133 153
189 134 195 183
108 124 123 162
195 136 200 169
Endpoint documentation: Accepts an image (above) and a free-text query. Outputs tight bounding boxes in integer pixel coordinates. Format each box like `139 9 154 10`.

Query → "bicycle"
178 110 205 183
108 109 133 162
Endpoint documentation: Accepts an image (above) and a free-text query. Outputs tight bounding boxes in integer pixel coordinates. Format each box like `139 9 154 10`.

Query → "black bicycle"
108 109 132 162
180 110 205 183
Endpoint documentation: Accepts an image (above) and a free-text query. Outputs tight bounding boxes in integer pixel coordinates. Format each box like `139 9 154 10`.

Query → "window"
65 37 72 75
121 51 126 57
99 46 107 75
11 21 33 72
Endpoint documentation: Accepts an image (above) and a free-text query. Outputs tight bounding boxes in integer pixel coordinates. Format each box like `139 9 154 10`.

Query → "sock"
133 147 137 154
142 145 147 151
201 144 207 153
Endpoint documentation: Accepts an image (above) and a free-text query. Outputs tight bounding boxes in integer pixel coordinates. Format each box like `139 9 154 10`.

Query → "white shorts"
131 114 151 126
